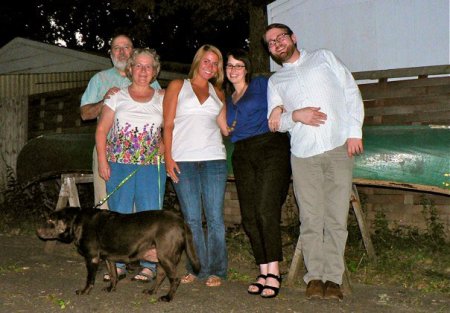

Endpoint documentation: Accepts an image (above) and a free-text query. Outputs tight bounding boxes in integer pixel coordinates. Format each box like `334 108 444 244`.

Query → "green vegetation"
46 294 70 310
345 197 450 293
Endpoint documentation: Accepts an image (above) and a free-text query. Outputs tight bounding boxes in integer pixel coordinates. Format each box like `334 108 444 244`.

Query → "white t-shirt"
104 88 163 165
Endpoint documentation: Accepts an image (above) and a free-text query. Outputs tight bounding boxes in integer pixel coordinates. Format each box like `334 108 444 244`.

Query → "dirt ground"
0 233 448 313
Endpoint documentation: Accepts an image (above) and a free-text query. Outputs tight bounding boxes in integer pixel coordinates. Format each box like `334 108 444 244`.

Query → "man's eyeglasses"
225 64 246 70
112 45 132 52
267 33 290 48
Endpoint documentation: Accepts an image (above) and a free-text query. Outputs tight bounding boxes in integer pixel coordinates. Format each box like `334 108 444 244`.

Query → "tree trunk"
248 3 269 74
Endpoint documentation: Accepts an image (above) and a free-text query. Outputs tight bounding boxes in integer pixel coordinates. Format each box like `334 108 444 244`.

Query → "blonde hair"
188 44 224 87
126 48 161 83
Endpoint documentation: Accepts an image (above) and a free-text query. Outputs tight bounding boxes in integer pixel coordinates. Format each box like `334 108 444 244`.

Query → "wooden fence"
23 64 450 142
354 65 450 126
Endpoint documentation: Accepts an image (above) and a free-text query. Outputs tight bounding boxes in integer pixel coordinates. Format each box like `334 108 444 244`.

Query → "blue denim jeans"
173 160 228 279
106 162 166 273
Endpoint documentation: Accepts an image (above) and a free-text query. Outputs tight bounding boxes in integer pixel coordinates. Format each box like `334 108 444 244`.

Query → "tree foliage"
0 0 272 71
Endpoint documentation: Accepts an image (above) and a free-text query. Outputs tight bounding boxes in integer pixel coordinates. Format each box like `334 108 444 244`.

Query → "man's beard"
271 44 296 65
111 57 127 71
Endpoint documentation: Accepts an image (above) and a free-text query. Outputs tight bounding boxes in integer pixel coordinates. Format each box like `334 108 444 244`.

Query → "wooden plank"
67 177 81 207
359 76 450 89
353 179 450 196
365 102 450 117
351 185 376 261
285 236 303 286
360 84 450 100
364 94 450 108
364 112 450 126
379 111 450 125
45 177 70 253
353 64 450 80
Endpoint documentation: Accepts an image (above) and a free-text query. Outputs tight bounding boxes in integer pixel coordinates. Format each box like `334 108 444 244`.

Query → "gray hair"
126 48 161 83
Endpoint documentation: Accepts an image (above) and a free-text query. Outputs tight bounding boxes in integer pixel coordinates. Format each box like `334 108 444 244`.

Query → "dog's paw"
142 288 155 295
75 287 92 295
102 286 116 292
158 295 172 302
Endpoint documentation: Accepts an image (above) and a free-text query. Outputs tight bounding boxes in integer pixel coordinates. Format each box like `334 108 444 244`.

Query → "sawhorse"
44 173 93 253
285 184 377 294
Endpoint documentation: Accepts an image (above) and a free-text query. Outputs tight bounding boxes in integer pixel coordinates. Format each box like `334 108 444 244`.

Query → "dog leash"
93 155 163 209
93 167 140 209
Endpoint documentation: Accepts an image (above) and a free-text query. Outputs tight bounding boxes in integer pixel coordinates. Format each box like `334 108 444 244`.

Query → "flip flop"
131 268 155 283
205 275 222 287
180 273 197 284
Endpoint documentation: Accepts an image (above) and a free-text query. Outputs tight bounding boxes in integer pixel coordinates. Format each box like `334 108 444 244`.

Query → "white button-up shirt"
268 49 364 158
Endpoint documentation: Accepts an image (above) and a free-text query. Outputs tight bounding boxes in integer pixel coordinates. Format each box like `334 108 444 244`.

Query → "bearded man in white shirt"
264 23 364 301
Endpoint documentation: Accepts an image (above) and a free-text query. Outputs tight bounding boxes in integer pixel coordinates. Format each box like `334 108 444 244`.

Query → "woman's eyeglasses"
225 64 246 70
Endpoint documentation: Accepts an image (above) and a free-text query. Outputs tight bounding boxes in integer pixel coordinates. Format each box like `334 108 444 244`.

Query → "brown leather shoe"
323 281 343 301
305 280 324 299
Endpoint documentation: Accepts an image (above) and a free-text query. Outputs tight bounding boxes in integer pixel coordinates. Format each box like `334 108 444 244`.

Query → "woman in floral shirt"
96 48 165 282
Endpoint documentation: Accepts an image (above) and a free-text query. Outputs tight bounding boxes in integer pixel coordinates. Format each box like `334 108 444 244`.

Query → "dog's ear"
66 207 85 244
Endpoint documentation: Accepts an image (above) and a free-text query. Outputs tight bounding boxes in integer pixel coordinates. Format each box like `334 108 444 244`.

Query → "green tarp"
354 125 449 192
17 126 449 193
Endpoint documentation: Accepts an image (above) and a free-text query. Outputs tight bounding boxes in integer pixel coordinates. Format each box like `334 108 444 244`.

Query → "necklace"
227 107 238 132
227 84 247 132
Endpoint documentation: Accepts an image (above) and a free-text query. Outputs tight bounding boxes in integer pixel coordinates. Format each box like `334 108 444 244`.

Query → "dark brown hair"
263 23 294 47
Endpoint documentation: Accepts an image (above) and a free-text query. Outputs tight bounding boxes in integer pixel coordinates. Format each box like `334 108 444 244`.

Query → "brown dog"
36 206 200 302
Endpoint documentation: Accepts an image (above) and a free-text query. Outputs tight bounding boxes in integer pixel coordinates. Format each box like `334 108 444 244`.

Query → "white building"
267 0 449 72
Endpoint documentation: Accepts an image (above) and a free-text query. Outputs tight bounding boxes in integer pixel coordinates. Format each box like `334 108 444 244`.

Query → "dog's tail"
184 223 201 274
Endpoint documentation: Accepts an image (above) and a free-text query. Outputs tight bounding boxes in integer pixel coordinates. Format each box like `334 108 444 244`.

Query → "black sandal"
248 274 267 295
260 273 282 299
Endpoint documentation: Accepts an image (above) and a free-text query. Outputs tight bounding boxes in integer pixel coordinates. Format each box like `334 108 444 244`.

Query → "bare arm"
215 87 229 136
81 87 121 121
95 106 114 181
163 80 183 183
292 107 327 126
268 105 284 132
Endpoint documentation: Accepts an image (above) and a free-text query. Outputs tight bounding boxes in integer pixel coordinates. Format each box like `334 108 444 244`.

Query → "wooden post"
285 236 303 285
351 184 377 261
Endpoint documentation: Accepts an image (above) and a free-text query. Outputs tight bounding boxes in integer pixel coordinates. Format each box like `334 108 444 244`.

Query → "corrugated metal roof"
0 37 111 74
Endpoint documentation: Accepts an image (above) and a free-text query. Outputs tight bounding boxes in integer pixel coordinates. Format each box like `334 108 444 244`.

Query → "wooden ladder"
285 184 377 294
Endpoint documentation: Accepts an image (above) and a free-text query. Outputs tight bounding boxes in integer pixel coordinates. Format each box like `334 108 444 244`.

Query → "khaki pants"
291 144 353 285
92 147 109 210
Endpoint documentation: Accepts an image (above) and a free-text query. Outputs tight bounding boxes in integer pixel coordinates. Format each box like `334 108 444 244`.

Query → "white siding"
267 0 450 72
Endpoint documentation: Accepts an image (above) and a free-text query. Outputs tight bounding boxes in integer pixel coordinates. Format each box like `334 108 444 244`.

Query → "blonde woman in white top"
163 44 229 287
